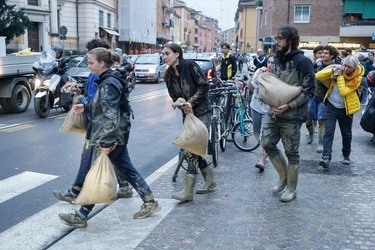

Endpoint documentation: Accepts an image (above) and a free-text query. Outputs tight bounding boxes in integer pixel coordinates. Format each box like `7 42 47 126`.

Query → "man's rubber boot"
269 152 288 193
306 123 314 144
316 127 325 153
172 174 197 202
280 164 299 202
196 164 217 194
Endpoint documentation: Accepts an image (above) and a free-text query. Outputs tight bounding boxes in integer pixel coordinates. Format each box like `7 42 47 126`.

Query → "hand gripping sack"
73 152 118 205
60 110 87 135
172 112 208 158
258 72 302 108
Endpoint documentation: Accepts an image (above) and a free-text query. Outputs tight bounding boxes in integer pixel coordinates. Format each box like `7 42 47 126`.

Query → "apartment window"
107 13 111 28
294 6 310 23
264 10 267 26
28 0 38 5
99 11 104 26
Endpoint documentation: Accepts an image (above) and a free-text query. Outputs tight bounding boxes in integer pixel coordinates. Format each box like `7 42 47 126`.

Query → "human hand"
72 104 84 114
181 102 193 114
260 66 267 72
272 104 289 115
100 143 117 155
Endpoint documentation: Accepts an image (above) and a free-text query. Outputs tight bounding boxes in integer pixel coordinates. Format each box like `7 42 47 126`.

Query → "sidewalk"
50 105 375 250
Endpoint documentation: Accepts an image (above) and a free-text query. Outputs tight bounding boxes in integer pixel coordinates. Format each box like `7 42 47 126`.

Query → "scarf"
343 65 363 88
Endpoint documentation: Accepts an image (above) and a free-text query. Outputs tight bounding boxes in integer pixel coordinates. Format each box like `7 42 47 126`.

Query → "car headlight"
149 68 156 74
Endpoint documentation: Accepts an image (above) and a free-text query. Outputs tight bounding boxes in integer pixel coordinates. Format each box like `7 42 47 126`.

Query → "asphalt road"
0 81 182 233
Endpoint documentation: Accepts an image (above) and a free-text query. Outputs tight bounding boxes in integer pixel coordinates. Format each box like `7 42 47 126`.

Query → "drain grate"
299 159 354 176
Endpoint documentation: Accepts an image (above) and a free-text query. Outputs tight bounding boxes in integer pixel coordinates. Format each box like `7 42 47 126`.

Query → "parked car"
189 57 221 84
66 56 90 94
129 55 139 63
66 56 86 68
134 54 167 83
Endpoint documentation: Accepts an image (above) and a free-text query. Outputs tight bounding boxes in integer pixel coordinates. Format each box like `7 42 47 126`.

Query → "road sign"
59 26 67 36
60 35 66 40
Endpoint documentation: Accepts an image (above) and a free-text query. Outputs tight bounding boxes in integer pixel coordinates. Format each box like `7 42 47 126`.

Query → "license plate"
138 74 144 77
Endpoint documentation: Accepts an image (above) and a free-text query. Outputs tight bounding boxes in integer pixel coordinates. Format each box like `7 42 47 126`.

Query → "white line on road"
0 171 58 204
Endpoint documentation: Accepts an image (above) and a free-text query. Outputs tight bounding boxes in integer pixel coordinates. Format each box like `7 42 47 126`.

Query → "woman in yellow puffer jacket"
315 55 364 169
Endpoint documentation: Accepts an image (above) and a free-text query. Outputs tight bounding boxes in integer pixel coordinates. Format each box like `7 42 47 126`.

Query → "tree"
0 2 32 44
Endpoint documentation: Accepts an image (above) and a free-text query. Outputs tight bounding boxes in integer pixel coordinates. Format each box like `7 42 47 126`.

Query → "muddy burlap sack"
258 72 302 108
319 64 341 88
172 98 208 158
60 110 87 135
73 152 117 205
60 80 87 135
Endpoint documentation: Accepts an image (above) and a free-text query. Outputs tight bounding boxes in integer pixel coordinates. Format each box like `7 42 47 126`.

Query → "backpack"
360 94 375 134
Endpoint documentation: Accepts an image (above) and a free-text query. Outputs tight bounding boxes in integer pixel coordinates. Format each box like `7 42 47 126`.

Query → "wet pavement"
51 102 375 250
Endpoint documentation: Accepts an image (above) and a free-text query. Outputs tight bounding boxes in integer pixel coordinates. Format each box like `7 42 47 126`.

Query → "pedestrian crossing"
0 156 178 250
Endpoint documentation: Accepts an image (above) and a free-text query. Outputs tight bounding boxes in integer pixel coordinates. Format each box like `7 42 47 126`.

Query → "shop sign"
328 43 361 49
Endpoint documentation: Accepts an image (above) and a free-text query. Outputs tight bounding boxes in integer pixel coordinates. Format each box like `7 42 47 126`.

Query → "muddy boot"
172 174 197 202
280 164 298 202
316 127 325 153
269 152 288 193
306 123 314 144
196 163 216 194
255 147 267 172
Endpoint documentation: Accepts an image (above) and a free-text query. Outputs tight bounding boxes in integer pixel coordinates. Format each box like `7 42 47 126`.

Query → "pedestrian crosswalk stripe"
0 202 106 250
0 171 58 204
0 124 36 132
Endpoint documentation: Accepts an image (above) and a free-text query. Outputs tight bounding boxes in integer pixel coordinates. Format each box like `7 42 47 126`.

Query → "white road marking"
0 171 58 204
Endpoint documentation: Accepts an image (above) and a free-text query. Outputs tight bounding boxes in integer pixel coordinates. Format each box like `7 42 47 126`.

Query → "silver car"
134 54 167 83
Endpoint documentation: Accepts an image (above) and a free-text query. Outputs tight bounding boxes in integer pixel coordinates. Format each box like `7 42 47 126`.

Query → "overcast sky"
180 0 237 30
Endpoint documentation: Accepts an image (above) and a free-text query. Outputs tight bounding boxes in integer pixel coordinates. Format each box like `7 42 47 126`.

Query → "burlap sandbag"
60 110 87 135
172 98 208 158
258 72 302 108
73 152 117 205
318 64 341 88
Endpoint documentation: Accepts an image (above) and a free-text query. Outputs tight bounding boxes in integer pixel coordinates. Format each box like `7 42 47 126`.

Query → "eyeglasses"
273 36 284 42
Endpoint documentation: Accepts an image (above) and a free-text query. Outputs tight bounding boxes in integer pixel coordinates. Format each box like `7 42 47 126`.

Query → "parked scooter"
32 49 73 118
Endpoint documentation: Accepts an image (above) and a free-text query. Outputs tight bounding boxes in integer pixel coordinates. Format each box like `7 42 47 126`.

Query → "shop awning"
103 28 120 36
263 37 275 45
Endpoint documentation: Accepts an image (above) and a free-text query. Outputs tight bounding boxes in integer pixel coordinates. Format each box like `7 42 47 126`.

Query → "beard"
276 44 290 58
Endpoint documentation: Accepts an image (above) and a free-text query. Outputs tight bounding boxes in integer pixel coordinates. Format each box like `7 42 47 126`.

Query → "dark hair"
163 43 183 84
87 48 121 69
164 43 183 59
221 42 230 49
344 48 352 55
86 39 110 51
276 25 300 50
323 45 339 60
369 52 375 57
341 50 348 58
313 45 324 55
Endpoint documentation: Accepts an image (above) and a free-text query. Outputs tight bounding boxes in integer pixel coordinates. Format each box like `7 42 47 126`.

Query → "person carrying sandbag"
162 43 217 202
260 26 315 202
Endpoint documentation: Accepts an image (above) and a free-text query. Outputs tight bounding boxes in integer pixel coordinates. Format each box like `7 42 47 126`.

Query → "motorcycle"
32 50 73 118
113 60 136 94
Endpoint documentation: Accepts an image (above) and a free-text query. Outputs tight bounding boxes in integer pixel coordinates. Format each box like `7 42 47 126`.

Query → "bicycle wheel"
231 119 260 152
219 111 227 152
210 116 218 167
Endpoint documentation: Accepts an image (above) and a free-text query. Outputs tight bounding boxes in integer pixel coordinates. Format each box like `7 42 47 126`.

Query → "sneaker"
117 186 133 199
340 156 351 165
133 201 161 219
319 156 330 169
53 189 76 204
58 210 87 228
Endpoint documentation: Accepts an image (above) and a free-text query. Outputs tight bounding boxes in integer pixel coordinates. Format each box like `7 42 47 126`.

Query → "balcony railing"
342 20 375 26
162 17 169 24
162 0 170 8
166 7 175 14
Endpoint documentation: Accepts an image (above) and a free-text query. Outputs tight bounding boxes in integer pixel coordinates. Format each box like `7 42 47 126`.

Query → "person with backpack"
53 39 133 206
58 48 161 228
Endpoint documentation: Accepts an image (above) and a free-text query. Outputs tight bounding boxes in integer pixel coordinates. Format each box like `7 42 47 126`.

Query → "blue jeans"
79 145 154 217
322 101 353 159
71 140 94 196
